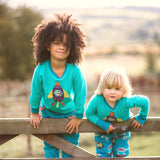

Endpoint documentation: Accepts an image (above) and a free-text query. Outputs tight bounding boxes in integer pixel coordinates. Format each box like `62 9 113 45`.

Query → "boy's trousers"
41 106 79 158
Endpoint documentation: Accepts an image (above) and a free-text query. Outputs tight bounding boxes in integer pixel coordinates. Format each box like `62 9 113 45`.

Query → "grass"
129 132 160 156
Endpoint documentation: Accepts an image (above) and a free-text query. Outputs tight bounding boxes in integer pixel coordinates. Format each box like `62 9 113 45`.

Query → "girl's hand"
30 113 43 129
132 119 143 128
106 124 115 134
65 116 82 134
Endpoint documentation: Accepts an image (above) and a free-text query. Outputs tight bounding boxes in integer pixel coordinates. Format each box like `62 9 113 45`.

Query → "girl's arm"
85 95 114 133
127 95 150 125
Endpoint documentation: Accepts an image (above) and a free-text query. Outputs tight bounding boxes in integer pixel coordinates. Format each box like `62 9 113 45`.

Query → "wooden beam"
34 134 95 158
2 157 160 160
0 117 160 135
0 135 18 145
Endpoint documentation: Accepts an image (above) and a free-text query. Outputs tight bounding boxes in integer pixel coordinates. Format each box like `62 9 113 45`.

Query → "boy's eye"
53 41 59 44
63 43 67 46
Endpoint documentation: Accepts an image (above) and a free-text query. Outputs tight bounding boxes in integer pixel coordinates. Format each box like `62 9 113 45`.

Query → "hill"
41 6 160 53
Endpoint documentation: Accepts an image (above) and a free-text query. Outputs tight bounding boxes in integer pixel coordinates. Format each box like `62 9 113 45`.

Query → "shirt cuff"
31 108 39 114
96 119 111 132
135 115 147 125
74 112 83 119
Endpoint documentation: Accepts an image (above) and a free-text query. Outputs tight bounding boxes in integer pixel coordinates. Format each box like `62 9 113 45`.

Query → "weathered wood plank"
0 135 18 145
34 134 95 158
0 156 160 160
0 117 160 135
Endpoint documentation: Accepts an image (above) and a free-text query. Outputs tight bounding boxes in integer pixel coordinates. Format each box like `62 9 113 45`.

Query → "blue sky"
3 0 160 9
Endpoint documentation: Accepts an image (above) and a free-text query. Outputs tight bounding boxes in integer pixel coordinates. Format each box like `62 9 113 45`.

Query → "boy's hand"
106 124 115 134
30 113 43 129
65 116 82 134
132 119 143 128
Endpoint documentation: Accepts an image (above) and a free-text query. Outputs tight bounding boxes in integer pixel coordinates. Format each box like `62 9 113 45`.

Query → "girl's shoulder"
89 94 104 103
118 95 149 105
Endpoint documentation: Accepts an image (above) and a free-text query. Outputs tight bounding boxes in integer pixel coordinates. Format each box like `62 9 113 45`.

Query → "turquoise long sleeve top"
85 94 149 132
30 60 87 119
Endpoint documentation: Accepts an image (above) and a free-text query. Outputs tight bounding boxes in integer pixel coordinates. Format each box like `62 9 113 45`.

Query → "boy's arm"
30 66 43 128
72 66 87 119
65 66 87 134
30 113 43 129
65 116 82 134
30 66 43 114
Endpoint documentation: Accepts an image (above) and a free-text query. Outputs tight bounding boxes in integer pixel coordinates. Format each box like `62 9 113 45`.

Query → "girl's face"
103 86 123 108
48 34 70 62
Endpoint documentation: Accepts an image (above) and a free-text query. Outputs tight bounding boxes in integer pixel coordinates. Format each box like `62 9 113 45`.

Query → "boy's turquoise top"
30 60 87 119
86 94 149 131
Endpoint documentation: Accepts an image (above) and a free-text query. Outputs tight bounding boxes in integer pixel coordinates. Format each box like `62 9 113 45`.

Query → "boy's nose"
59 43 64 48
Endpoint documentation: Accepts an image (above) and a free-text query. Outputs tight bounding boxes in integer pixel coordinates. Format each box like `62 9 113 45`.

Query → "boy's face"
103 86 123 107
48 34 70 62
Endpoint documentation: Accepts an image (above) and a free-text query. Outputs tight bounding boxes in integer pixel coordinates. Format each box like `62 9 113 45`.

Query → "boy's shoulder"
34 60 49 74
68 63 79 70
36 60 49 70
68 63 83 74
38 60 49 67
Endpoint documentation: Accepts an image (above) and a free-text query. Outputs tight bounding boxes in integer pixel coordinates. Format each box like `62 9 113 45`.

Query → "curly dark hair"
32 13 87 65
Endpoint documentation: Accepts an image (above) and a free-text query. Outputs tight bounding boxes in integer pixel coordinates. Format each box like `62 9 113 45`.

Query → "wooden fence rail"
0 117 160 160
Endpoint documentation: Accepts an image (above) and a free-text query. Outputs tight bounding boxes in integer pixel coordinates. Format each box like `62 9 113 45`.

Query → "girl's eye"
116 88 120 90
107 87 111 89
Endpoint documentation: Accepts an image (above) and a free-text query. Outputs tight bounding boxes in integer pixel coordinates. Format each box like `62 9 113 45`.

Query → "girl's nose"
111 89 116 93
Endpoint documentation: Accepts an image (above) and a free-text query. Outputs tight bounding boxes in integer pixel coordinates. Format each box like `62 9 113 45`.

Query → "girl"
30 13 87 158
85 67 149 157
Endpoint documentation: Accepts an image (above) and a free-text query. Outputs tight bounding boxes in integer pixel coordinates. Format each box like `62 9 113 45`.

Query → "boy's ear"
47 47 50 51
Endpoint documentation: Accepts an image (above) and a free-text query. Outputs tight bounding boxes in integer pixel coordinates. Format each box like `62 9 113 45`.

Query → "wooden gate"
0 117 160 159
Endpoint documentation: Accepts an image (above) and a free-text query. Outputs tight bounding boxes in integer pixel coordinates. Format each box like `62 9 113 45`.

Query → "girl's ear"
122 90 126 98
47 47 50 51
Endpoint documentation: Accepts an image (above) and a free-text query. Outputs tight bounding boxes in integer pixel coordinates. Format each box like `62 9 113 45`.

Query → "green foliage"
0 3 43 80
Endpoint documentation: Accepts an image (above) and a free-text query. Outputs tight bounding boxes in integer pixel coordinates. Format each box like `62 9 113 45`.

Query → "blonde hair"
95 67 132 97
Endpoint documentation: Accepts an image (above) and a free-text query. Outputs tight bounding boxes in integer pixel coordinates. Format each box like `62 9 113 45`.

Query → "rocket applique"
48 82 69 108
104 112 122 122
106 112 117 122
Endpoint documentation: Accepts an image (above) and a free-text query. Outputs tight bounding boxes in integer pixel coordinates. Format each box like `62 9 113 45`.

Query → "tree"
0 3 43 80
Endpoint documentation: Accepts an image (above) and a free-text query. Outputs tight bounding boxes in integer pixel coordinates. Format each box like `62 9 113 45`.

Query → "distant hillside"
42 6 160 50
124 6 160 13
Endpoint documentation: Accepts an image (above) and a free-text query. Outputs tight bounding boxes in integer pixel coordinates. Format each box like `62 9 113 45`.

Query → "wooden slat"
0 117 160 135
34 134 95 158
1 156 160 160
0 135 18 145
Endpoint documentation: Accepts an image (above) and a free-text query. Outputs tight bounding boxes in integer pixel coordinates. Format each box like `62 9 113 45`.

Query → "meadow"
0 54 160 158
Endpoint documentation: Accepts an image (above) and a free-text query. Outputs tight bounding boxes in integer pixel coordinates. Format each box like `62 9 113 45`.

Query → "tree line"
0 3 43 80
